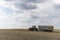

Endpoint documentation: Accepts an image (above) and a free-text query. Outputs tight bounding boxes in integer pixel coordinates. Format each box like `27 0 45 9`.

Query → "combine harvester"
28 25 54 32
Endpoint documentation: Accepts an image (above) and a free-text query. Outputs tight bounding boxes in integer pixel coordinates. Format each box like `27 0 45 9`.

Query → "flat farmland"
0 29 60 40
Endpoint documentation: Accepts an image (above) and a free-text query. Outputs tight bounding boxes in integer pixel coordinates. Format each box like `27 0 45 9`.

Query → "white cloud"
51 18 60 24
0 0 16 12
0 10 8 18
53 0 60 4
0 0 60 29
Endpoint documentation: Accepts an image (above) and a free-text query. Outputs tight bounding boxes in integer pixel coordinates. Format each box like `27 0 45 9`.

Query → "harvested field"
0 29 60 40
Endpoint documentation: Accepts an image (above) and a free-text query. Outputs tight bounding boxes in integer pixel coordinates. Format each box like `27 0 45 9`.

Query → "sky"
0 0 60 29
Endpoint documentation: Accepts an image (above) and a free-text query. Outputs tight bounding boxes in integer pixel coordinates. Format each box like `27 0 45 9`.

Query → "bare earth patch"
0 29 60 40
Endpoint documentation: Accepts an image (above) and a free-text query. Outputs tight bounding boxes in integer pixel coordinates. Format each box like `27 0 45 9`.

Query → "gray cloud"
31 16 39 19
4 0 16 2
22 0 48 3
54 4 60 9
4 0 48 10
15 3 37 10
5 0 48 3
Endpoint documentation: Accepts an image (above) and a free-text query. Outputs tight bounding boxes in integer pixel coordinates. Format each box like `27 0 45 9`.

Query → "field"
0 29 60 40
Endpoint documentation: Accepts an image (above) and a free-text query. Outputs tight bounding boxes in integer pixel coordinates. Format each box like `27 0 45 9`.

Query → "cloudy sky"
0 0 60 29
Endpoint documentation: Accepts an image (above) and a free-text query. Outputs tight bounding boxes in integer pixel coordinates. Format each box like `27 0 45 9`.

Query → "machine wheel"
33 28 38 31
49 30 53 32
